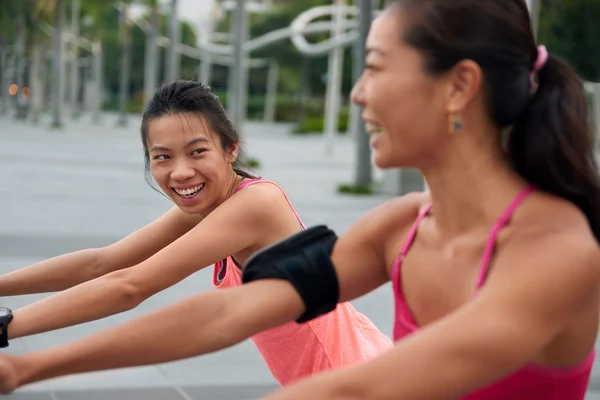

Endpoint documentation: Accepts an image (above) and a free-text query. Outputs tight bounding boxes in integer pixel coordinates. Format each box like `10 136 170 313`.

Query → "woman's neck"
421 138 529 239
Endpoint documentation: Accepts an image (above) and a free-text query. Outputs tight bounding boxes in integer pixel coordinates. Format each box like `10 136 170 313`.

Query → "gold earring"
448 105 464 135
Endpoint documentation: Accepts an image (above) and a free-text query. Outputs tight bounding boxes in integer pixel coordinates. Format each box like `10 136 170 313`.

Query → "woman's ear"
446 59 483 112
227 142 239 164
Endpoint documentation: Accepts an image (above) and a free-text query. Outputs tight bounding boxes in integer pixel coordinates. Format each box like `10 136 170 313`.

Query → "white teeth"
365 124 383 134
174 183 205 197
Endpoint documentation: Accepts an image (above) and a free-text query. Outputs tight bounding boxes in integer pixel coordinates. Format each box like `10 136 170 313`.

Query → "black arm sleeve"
241 225 340 323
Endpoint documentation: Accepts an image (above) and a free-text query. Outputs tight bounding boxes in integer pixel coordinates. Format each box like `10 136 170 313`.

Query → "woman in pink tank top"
0 81 391 393
0 1 599 399
211 178 392 386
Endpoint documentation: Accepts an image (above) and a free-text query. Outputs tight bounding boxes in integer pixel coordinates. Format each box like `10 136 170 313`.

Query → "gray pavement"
0 112 599 399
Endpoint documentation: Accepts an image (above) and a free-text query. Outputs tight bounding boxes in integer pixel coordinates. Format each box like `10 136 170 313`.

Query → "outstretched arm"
263 231 600 400
0 279 304 392
0 206 201 296
7 186 285 340
0 192 403 393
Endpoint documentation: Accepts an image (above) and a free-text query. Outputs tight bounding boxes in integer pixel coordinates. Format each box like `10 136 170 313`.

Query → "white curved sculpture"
289 5 359 57
288 3 381 153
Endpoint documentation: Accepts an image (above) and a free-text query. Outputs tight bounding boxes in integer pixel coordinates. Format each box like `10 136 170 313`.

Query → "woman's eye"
152 154 170 161
191 148 206 156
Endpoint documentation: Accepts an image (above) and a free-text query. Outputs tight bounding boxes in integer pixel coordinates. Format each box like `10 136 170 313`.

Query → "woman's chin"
372 153 394 169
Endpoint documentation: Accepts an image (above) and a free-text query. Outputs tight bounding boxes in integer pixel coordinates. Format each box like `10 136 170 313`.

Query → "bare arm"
8 186 288 340
0 195 405 392
0 206 201 295
2 280 304 391
263 232 600 400
1 194 596 398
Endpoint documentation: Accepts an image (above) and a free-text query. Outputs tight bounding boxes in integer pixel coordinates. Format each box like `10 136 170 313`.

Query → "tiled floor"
5 385 280 400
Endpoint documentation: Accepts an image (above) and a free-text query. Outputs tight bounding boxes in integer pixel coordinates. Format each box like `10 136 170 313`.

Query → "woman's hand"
0 354 20 394
0 281 305 391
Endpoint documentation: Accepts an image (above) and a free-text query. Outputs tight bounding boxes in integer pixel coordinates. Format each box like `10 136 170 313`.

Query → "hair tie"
530 45 548 90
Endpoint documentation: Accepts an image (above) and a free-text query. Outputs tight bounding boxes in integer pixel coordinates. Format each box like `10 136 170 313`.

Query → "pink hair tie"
530 45 548 90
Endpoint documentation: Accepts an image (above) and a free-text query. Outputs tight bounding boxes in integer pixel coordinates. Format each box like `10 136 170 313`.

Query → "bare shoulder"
368 191 430 232
509 191 599 255
493 192 600 300
229 181 295 219
468 194 600 362
223 181 304 254
232 180 290 201
377 191 429 247
343 191 430 268
331 191 430 301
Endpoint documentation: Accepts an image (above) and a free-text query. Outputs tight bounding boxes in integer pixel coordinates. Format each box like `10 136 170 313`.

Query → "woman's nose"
170 159 195 181
350 75 366 107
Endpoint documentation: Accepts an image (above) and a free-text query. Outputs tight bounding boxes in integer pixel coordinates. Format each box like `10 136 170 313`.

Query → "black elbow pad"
242 225 340 323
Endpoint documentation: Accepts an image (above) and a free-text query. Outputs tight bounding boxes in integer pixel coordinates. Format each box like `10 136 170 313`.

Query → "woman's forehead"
367 8 403 49
147 114 218 146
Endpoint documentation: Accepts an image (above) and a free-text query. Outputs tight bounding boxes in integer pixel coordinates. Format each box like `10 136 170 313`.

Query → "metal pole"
118 4 131 127
227 6 236 118
70 0 80 118
353 0 372 186
264 60 278 122
239 13 250 131
525 0 541 41
0 46 5 115
144 4 159 104
199 51 212 86
30 43 44 124
165 0 180 82
323 0 345 155
198 11 214 86
16 16 25 100
230 0 248 135
92 41 103 124
298 56 311 126
51 0 65 128
59 5 67 120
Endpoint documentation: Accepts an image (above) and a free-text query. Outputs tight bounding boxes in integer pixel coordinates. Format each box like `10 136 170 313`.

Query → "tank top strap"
391 204 432 324
235 178 306 230
235 178 264 192
475 185 536 288
400 204 432 256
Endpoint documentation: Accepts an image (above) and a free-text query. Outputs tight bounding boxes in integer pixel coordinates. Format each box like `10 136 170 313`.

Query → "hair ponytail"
508 53 600 242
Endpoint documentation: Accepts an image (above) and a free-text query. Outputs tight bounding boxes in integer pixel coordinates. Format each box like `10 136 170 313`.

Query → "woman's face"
351 7 449 169
146 114 238 215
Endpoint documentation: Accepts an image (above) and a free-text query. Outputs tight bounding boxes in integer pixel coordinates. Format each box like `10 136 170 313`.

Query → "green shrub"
245 157 261 168
337 183 374 195
292 106 350 135
102 99 145 114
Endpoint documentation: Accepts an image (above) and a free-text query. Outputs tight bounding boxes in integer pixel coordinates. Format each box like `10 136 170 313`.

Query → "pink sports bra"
391 186 594 399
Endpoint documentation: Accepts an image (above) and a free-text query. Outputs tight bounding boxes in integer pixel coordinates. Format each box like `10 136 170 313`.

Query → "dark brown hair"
391 0 600 241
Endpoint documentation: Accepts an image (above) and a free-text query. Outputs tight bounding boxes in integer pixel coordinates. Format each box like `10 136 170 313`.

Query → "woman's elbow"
105 270 148 311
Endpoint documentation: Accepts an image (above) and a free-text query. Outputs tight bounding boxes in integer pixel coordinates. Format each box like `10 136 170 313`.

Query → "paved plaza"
0 113 599 399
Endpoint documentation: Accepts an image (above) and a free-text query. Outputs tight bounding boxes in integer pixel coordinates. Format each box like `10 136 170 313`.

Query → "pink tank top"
391 186 595 399
213 178 393 386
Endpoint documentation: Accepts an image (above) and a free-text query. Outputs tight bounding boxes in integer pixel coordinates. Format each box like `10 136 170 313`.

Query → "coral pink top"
213 179 393 386
391 186 594 399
